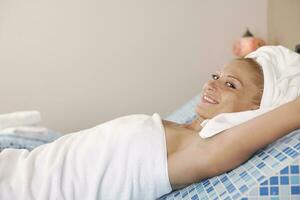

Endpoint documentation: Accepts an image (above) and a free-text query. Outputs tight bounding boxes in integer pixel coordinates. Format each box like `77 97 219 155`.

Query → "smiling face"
196 58 264 120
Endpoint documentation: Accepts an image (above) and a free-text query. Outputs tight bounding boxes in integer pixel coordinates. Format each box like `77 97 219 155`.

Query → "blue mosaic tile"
261 180 268 185
291 165 299 174
260 187 269 196
291 186 300 195
280 176 289 185
280 167 289 174
291 175 300 184
270 186 279 195
270 177 279 185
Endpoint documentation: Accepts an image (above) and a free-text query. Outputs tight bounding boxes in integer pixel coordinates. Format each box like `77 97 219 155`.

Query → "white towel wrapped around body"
0 113 172 200
199 45 300 138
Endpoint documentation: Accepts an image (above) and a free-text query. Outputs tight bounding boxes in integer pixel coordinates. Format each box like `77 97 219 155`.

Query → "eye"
226 82 236 89
211 74 219 80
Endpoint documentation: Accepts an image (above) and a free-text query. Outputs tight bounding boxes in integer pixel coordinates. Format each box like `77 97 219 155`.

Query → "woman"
0 46 300 200
166 45 300 192
164 57 265 189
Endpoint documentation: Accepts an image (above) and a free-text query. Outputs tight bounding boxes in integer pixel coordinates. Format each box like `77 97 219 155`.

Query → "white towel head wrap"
199 45 300 138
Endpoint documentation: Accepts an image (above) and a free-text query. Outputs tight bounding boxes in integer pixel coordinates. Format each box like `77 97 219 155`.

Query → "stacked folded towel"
0 111 49 136
0 111 41 129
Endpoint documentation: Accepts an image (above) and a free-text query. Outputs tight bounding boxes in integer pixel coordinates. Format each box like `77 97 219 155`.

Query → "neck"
184 116 206 132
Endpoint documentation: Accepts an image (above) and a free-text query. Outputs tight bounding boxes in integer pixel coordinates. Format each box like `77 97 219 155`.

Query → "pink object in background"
233 29 266 57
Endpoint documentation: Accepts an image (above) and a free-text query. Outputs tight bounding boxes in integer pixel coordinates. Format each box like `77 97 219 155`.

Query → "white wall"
268 0 300 50
0 0 268 133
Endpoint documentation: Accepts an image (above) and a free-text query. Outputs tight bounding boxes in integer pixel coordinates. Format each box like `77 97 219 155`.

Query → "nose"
204 79 218 92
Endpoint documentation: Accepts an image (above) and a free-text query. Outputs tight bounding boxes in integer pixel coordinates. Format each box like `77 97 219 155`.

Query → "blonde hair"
236 57 264 107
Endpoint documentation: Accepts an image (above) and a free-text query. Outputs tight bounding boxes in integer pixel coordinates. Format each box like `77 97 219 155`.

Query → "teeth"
204 96 218 104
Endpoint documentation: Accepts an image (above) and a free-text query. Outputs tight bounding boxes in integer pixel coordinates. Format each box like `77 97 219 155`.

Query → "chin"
195 107 215 120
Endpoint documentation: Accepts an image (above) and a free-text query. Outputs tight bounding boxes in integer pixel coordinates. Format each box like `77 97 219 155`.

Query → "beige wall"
0 0 268 133
268 0 300 49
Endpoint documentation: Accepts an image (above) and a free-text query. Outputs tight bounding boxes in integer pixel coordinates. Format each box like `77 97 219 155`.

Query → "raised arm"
204 97 300 177
167 98 300 190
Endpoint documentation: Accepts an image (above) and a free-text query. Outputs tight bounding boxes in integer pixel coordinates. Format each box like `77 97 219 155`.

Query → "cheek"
195 92 250 119
219 94 243 112
223 93 256 112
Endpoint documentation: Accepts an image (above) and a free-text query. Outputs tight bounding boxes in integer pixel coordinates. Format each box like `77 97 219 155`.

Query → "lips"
202 94 219 104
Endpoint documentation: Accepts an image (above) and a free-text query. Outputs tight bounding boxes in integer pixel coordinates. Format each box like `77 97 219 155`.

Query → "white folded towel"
0 126 49 137
199 46 300 138
0 111 41 130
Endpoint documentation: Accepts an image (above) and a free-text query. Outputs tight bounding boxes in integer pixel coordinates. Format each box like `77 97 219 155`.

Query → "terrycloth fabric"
0 126 50 139
199 45 300 138
0 114 172 200
0 111 41 130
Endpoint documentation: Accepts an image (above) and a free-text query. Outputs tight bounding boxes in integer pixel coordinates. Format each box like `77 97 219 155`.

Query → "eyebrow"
216 71 244 86
227 75 244 86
